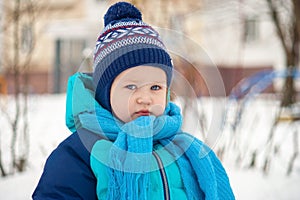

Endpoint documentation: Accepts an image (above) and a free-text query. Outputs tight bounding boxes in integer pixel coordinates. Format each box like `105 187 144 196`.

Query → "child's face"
110 66 167 123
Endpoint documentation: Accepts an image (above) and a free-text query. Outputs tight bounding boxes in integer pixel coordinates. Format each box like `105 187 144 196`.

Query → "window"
21 24 33 53
53 39 87 93
244 17 259 42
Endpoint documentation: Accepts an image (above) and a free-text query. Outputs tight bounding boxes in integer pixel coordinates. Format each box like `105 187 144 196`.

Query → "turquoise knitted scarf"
68 73 235 200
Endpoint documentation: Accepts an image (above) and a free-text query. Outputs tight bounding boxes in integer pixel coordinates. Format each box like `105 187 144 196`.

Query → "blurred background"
0 0 300 199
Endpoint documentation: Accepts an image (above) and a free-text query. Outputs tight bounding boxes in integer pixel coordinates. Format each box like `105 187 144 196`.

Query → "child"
33 2 235 200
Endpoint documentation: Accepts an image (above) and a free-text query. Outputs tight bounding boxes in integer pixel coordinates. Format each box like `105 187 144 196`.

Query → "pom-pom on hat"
93 1 173 111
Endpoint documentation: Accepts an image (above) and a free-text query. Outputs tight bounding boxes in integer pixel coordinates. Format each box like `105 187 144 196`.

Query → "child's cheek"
151 102 166 117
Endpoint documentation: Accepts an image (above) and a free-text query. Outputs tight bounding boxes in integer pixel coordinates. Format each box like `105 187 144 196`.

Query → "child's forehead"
116 66 167 81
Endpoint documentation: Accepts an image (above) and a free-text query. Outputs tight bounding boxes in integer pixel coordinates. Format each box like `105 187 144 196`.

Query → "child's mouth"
135 110 150 116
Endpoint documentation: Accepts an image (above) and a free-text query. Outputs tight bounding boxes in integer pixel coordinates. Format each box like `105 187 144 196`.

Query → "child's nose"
136 91 151 105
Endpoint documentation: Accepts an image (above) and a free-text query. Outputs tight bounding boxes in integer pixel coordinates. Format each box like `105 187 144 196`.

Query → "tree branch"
293 0 300 35
266 0 290 57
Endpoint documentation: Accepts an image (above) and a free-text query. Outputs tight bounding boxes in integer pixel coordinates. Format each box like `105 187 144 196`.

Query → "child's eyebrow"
145 81 167 85
122 80 138 84
122 79 166 83
153 81 167 84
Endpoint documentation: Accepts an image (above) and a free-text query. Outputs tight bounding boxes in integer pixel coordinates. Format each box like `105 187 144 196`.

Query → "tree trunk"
281 67 296 107
266 0 299 107
11 0 21 172
281 10 299 107
0 147 7 177
280 4 299 107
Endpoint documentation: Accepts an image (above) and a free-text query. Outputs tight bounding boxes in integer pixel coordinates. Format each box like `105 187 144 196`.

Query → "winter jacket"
32 72 234 200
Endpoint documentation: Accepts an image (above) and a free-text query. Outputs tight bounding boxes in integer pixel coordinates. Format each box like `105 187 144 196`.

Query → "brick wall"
2 71 49 94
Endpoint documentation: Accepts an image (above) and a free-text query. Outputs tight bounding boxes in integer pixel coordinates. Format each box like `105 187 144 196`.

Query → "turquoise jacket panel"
91 139 189 200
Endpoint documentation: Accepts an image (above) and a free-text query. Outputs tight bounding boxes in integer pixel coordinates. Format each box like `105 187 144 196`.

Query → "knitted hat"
93 2 173 111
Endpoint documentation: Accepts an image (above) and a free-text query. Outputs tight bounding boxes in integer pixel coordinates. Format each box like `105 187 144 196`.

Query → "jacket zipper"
152 151 170 200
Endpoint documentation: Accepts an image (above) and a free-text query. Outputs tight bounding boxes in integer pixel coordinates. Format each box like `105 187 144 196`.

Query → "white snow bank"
0 95 299 199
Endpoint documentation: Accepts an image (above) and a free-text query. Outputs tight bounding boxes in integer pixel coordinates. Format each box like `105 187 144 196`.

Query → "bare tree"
260 0 300 175
0 0 38 175
266 0 299 107
197 0 300 174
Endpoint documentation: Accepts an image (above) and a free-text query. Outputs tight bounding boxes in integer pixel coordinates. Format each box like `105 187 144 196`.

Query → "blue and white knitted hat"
93 2 173 111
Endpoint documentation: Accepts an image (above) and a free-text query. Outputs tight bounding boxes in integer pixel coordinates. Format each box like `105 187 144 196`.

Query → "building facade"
1 0 108 94
0 0 282 95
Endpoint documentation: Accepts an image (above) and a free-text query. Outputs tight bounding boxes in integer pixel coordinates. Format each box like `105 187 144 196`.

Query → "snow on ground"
0 94 300 199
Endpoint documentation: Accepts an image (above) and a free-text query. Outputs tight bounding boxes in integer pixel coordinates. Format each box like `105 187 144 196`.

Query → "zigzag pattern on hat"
101 21 147 35
94 37 166 66
94 24 166 66
97 25 160 48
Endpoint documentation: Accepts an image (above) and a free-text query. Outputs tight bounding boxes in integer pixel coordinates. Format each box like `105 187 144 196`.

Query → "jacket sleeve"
32 130 101 200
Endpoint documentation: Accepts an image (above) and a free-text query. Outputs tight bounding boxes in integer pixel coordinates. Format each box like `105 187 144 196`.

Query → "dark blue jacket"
32 129 102 199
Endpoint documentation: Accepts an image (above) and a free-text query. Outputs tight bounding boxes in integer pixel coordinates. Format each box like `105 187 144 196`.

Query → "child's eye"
125 84 137 90
151 85 161 90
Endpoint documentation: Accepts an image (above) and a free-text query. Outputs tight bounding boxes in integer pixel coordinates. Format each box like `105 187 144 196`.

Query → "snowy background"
0 94 300 199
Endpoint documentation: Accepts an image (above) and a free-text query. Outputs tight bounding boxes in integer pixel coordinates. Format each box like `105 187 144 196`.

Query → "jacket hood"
65 72 97 132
